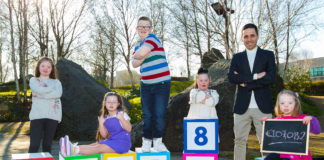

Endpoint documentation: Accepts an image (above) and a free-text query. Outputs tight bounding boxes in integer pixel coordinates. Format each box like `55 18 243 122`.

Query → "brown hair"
137 16 152 26
34 57 57 79
96 92 127 141
194 68 210 88
274 89 302 117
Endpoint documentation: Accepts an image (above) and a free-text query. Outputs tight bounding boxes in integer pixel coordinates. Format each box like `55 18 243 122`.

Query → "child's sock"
72 145 80 155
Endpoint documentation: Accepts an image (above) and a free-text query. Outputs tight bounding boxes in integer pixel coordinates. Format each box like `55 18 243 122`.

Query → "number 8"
194 126 208 146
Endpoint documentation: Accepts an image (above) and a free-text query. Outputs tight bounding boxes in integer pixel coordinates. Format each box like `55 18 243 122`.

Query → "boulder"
131 59 236 151
55 58 131 140
201 48 224 69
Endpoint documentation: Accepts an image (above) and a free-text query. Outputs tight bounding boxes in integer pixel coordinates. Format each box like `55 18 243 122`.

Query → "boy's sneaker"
141 138 152 152
59 137 65 156
64 135 79 156
153 138 168 152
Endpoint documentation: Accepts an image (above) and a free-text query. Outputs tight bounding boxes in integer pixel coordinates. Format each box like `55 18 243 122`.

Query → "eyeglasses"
106 102 118 104
137 26 152 30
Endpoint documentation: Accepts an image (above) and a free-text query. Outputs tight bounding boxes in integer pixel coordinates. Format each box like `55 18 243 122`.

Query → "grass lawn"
112 81 194 123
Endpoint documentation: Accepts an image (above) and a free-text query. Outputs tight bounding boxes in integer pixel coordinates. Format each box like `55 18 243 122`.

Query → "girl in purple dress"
59 92 132 156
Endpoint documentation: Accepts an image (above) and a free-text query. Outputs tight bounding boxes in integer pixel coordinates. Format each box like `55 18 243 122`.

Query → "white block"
12 152 53 160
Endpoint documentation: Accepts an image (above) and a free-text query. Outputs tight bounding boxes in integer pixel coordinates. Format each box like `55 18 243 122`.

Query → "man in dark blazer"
228 23 276 160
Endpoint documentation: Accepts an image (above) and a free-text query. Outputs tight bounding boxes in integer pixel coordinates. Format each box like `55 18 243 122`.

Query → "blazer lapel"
252 47 262 74
242 51 252 74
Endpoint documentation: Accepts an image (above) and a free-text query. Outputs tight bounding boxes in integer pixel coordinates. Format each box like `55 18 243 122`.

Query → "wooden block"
59 153 101 160
103 152 136 160
254 157 265 160
12 152 53 160
136 151 170 160
183 118 218 153
182 153 218 160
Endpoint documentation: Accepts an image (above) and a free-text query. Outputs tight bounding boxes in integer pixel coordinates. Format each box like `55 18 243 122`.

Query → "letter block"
12 152 53 160
183 153 218 160
183 119 218 153
103 152 136 160
59 153 101 160
136 152 170 160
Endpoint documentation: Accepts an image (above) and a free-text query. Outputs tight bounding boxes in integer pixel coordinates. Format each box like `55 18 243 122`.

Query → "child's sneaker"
59 137 65 156
64 135 79 156
153 138 168 152
141 138 152 152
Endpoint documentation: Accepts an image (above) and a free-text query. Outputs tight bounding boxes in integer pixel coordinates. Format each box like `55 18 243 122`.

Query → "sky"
298 30 324 59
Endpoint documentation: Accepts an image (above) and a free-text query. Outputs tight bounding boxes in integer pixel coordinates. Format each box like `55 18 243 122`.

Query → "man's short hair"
242 23 258 35
138 16 152 26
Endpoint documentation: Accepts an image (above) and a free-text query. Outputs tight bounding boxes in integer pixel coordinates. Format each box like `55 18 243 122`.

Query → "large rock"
131 59 236 152
55 58 131 140
201 48 224 69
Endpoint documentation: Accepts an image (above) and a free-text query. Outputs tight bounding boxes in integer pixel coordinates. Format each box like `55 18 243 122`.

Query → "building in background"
279 57 324 81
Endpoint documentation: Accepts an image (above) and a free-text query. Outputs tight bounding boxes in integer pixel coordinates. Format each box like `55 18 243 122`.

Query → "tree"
49 0 87 60
29 0 50 57
109 0 138 89
7 0 21 101
90 22 119 88
168 0 192 79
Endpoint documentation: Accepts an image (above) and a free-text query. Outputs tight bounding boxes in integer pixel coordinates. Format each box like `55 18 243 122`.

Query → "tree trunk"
8 0 21 102
22 0 28 103
0 43 2 82
266 0 279 74
283 0 290 78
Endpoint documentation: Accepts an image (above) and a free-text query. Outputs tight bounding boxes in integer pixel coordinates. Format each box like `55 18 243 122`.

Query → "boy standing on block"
132 16 171 152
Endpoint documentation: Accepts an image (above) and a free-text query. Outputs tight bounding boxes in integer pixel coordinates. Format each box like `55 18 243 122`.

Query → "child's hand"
32 93 37 97
116 112 125 120
98 115 105 125
303 116 312 125
200 95 210 104
262 117 270 122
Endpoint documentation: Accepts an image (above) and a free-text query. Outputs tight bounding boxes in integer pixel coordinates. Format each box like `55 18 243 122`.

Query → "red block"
11 152 53 160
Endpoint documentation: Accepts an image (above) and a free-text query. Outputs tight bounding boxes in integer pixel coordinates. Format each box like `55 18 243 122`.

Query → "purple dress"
98 113 131 154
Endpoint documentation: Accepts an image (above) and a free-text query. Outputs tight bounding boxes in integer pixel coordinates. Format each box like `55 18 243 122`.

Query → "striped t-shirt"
133 33 171 84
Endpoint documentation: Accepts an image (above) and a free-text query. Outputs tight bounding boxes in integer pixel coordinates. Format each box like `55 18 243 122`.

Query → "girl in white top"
29 57 62 153
187 68 219 119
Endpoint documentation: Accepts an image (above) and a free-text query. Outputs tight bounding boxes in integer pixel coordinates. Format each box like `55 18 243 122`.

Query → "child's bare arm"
116 112 132 132
98 116 108 138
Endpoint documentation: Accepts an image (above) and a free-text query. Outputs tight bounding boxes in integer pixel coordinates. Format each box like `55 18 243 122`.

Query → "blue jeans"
140 81 170 139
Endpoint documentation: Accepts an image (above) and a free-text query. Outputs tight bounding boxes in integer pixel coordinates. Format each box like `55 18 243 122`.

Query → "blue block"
136 152 170 160
183 118 218 153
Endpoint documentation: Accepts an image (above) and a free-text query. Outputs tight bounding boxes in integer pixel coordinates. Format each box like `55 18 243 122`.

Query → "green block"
254 157 264 160
59 153 101 160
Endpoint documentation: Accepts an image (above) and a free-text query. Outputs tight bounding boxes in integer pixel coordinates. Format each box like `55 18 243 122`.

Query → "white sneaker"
64 135 79 156
141 138 152 152
59 137 65 156
153 138 168 152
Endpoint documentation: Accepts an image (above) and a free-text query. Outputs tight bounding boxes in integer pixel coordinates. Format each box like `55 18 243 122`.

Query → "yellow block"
103 152 136 160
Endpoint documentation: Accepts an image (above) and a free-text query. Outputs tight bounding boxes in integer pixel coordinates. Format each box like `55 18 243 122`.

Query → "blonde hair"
34 57 57 79
96 92 127 141
274 89 302 117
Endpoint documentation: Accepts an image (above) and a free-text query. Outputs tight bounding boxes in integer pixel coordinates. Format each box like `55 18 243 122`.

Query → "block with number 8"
183 118 218 153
